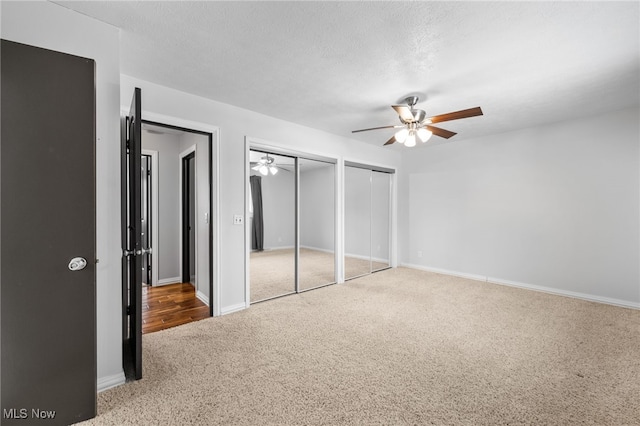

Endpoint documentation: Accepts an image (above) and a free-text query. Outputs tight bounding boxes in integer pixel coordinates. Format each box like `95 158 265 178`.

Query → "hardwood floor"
142 282 209 334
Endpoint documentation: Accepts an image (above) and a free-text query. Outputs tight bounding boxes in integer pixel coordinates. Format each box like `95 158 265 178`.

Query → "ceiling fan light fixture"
395 128 409 143
405 131 417 147
259 165 269 175
417 127 433 143
269 166 278 175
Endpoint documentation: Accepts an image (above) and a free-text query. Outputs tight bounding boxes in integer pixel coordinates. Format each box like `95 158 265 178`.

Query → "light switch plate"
233 215 244 225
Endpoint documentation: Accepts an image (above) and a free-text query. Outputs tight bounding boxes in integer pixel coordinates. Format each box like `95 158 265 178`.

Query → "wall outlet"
233 215 243 225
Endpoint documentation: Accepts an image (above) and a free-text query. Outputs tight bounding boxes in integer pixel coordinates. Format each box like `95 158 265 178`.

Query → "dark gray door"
1 39 96 425
122 88 143 380
182 152 196 284
141 155 152 285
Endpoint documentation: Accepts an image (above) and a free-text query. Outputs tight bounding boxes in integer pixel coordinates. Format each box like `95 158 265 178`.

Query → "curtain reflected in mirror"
299 158 335 290
249 150 296 302
344 166 372 279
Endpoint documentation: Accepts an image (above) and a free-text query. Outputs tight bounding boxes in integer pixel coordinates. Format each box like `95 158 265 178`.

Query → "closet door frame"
245 138 338 307
343 160 396 281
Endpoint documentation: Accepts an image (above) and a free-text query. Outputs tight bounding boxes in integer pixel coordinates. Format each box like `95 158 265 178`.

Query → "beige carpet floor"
83 268 640 425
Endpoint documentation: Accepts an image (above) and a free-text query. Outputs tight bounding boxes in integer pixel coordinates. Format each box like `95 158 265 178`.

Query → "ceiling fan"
352 96 483 147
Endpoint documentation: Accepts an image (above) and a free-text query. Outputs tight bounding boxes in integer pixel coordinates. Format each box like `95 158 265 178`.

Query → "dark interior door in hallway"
1 39 97 425
122 87 143 381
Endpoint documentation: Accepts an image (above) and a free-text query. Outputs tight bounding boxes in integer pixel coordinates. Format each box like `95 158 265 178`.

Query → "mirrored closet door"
249 150 297 302
249 149 336 303
344 162 393 280
344 166 372 279
299 158 335 291
371 171 391 271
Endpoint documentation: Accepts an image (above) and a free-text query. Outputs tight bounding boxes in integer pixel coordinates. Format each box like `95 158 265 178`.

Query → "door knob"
68 257 87 271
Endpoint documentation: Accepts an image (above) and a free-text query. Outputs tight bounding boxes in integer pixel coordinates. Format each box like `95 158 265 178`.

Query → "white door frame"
130 108 221 317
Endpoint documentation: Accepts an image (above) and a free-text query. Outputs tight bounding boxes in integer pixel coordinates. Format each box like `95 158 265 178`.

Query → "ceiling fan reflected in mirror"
251 154 279 176
352 96 483 147
250 154 294 176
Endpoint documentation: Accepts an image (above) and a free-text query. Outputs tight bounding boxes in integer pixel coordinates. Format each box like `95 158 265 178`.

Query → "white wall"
300 163 335 251
1 1 124 388
121 75 402 311
400 107 640 307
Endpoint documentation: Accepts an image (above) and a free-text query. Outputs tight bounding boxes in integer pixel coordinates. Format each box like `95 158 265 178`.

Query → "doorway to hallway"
139 121 212 333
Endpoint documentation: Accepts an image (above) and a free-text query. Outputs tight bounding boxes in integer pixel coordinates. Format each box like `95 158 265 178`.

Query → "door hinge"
126 305 131 315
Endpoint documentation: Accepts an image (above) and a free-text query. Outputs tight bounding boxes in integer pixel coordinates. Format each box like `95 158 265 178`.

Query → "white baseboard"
402 263 486 282
262 245 295 251
401 263 640 310
488 276 640 310
157 276 181 286
345 252 389 264
97 371 126 393
221 302 246 316
196 290 209 306
300 245 335 254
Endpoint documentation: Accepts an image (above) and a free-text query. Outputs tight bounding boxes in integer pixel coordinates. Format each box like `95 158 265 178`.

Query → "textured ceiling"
57 1 640 150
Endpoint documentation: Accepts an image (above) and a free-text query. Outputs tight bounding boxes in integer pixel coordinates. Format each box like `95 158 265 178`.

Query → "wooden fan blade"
383 135 397 146
426 125 457 139
429 107 483 124
392 105 415 122
352 125 403 133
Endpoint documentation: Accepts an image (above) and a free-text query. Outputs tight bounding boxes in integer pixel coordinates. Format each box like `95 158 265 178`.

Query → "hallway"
142 283 209 333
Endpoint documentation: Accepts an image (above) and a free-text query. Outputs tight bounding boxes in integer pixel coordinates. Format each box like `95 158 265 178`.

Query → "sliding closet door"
344 163 393 280
299 158 335 290
249 151 296 302
371 171 391 271
344 165 372 279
